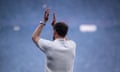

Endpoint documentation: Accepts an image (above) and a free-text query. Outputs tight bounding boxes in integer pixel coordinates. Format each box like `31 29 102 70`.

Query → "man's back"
38 38 76 72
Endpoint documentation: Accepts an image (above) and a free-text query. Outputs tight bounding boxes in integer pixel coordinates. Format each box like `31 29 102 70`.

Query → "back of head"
54 22 68 37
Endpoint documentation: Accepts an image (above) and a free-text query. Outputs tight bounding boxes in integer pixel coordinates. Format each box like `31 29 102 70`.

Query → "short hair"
54 22 68 37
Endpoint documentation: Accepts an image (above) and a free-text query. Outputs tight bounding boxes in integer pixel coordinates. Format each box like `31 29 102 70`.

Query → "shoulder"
68 40 76 44
38 38 54 48
38 38 54 45
67 40 76 48
39 38 52 43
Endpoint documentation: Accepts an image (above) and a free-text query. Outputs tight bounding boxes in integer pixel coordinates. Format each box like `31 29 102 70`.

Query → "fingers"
43 8 56 24
51 13 56 26
45 8 50 17
53 13 56 20
44 8 50 22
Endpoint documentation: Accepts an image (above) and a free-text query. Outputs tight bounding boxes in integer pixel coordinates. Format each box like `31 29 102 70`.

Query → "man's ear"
54 30 58 35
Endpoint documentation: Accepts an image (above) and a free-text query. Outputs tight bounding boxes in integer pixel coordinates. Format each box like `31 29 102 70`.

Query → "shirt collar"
54 38 66 42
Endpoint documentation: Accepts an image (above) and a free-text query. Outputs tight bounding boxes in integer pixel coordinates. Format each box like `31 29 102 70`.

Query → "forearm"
32 24 45 44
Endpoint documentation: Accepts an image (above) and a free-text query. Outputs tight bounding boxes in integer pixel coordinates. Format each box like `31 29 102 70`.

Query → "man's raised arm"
51 13 56 27
32 9 50 46
51 13 56 40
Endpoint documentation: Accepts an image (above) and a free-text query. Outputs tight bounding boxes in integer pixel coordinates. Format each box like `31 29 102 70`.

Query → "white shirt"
37 38 76 72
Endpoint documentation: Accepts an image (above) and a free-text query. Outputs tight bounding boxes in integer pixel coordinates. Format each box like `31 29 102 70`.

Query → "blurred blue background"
0 0 120 72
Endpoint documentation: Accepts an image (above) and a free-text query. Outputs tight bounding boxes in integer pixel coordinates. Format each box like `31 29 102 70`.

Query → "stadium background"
0 0 120 72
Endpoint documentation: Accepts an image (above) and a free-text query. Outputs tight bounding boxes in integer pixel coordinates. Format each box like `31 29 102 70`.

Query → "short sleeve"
37 38 53 52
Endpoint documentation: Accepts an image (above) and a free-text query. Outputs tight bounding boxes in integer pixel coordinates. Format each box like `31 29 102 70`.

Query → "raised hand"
51 13 56 26
44 8 50 23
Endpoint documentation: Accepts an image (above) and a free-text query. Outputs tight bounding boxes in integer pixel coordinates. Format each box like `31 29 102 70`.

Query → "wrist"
40 21 46 25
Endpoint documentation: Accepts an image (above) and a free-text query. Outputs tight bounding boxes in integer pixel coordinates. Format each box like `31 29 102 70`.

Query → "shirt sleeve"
37 38 53 52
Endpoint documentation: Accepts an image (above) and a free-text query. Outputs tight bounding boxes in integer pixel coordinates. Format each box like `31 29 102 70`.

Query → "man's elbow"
32 35 35 41
32 35 39 44
32 35 35 42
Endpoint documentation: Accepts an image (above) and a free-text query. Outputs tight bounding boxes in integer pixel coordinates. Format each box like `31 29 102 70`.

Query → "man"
32 8 76 72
